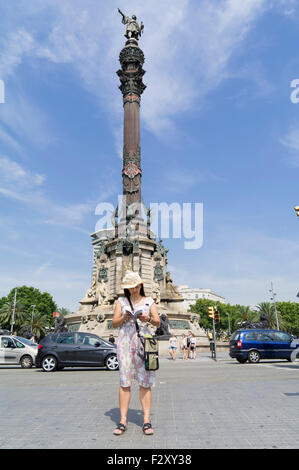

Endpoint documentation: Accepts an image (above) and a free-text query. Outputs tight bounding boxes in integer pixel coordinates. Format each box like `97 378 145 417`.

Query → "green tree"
26 311 50 338
189 298 299 341
0 286 57 336
59 307 72 317
255 302 286 330
189 299 236 339
236 305 257 323
7 286 57 322
276 302 299 337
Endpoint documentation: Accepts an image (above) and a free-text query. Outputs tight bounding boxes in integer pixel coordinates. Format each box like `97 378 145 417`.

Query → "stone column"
117 41 146 212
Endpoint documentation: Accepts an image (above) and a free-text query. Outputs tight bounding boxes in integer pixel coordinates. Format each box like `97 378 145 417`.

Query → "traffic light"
208 306 214 318
214 312 220 323
294 206 299 217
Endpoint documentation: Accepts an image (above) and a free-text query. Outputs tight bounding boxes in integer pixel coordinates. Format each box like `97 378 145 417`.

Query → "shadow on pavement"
105 407 143 426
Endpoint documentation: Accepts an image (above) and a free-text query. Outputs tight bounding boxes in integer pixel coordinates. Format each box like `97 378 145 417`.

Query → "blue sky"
0 0 299 311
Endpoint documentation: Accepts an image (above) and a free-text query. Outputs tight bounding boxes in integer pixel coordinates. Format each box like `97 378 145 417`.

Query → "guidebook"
124 307 143 319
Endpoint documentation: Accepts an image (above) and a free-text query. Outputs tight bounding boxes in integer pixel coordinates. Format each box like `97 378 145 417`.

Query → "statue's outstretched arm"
118 8 127 23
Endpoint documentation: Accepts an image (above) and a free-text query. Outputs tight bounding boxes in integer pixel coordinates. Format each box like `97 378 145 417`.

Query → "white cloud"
0 156 45 189
0 268 90 311
280 123 299 166
0 90 55 148
185 227 299 305
0 156 116 232
0 127 23 153
0 0 294 138
165 168 225 193
0 29 34 77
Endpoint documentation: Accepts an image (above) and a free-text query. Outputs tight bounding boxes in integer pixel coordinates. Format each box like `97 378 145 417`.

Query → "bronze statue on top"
118 8 144 41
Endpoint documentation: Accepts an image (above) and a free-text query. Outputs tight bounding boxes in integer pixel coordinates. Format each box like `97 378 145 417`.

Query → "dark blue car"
36 331 119 372
229 329 299 363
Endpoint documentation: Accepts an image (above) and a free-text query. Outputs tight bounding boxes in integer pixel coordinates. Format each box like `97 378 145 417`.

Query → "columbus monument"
65 10 205 342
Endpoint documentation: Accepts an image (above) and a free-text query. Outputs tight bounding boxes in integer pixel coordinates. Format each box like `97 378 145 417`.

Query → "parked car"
36 331 119 372
0 329 11 335
230 329 299 363
0 335 38 368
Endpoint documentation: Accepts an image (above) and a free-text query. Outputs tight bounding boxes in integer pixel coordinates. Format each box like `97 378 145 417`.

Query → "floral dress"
116 296 156 388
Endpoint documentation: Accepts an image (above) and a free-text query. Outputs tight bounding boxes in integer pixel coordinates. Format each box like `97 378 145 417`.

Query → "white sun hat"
121 270 144 289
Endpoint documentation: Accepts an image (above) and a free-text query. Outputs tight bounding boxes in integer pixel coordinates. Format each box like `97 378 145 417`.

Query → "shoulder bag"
128 297 159 371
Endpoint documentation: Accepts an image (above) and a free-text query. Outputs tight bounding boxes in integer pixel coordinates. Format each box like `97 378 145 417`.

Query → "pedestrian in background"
109 334 115 344
180 334 188 360
187 331 192 358
168 334 177 360
190 333 197 359
30 335 37 344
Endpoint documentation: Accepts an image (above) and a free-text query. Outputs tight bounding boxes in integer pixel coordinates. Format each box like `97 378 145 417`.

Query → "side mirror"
94 341 101 347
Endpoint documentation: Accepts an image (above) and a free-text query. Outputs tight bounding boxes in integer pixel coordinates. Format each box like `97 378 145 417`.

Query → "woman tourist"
112 271 160 436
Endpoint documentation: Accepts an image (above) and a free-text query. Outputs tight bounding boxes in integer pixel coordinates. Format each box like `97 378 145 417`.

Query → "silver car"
0 335 38 368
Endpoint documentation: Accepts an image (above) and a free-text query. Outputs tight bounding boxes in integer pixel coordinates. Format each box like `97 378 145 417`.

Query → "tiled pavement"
1 352 299 449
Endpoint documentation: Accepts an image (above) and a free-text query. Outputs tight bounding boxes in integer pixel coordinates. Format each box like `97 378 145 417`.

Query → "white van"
0 335 38 368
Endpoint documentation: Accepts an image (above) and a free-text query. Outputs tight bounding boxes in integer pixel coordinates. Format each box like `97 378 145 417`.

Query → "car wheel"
42 355 58 372
236 358 247 363
20 355 33 369
248 350 261 363
105 354 119 371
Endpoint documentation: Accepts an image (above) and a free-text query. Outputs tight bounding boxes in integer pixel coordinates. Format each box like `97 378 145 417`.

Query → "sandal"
113 423 127 435
142 422 154 435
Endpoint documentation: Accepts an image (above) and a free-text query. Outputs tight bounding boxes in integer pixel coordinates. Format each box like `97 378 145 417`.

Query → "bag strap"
127 296 141 338
127 297 156 347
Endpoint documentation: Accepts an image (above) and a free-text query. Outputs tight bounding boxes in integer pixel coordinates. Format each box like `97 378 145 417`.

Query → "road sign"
53 312 60 318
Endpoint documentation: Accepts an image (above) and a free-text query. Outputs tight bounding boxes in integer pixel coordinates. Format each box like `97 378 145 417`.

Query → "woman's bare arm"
112 300 130 328
149 302 160 327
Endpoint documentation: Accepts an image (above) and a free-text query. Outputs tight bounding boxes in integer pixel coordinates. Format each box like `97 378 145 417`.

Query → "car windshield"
103 339 115 346
101 337 115 346
14 336 37 347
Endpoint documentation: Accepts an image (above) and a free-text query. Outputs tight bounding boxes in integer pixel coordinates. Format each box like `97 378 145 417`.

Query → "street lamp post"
226 311 231 338
30 305 36 329
270 282 279 330
10 288 17 334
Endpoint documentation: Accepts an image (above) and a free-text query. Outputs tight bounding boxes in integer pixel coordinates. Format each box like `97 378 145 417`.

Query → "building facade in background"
178 285 226 311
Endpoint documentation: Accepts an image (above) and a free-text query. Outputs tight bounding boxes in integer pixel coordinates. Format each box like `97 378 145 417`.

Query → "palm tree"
30 312 50 338
59 307 71 317
238 305 258 323
256 302 285 330
22 310 51 339
0 300 26 333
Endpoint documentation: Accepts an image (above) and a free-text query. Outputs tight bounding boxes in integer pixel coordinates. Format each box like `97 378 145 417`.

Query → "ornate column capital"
117 45 146 99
